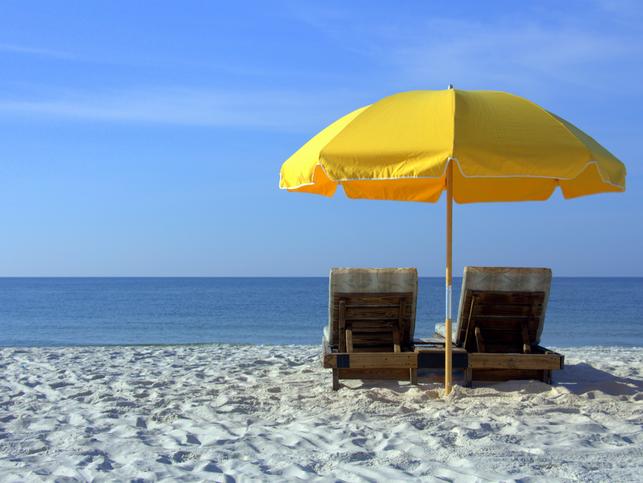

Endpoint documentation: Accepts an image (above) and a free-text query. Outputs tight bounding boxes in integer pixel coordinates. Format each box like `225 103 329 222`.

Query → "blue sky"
0 0 641 276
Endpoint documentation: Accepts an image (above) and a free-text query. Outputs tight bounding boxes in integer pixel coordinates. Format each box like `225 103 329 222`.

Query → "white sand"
0 345 642 482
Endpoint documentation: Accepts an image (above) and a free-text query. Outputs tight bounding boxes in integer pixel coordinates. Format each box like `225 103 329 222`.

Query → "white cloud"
391 17 640 91
288 4 643 94
0 43 75 59
0 87 362 131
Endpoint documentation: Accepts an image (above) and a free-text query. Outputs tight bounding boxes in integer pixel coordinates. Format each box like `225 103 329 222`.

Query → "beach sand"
1 345 641 482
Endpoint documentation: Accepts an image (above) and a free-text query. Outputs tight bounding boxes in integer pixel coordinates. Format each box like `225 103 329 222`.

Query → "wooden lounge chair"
322 268 419 390
435 267 564 384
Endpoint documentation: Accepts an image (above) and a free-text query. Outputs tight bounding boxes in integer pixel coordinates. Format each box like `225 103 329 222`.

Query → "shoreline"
2 342 643 349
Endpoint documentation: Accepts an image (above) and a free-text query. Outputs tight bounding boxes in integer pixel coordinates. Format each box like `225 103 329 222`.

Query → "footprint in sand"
186 433 201 445
172 450 195 463
79 449 114 472
70 390 93 400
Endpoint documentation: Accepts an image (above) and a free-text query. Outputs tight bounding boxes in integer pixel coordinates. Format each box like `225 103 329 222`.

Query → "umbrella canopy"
280 89 625 202
279 88 626 395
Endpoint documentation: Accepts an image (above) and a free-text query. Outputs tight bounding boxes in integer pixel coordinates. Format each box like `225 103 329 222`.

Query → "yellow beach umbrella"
279 87 626 394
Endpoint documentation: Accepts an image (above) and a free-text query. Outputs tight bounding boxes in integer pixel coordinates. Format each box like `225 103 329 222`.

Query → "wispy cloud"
289 3 643 94
0 43 76 60
0 87 364 131
391 18 640 92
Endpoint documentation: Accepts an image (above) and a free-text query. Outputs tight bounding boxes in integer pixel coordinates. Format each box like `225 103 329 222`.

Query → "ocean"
0 277 641 347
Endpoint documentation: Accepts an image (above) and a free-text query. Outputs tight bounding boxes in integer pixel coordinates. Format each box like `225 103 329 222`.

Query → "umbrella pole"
445 160 453 395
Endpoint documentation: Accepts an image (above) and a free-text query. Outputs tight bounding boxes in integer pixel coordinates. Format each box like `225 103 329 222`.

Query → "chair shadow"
345 365 643 398
345 369 465 393
553 362 643 396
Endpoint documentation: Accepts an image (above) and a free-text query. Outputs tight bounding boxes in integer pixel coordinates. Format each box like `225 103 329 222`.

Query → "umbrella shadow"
554 362 643 396
341 369 464 394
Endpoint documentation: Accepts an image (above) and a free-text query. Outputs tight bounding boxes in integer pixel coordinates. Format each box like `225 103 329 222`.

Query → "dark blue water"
0 278 641 347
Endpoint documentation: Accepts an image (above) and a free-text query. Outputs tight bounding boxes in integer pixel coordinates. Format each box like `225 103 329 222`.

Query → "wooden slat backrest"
331 292 414 352
461 290 546 353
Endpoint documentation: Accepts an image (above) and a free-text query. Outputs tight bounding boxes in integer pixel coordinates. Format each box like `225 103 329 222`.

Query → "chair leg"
393 328 401 353
409 368 418 385
338 300 346 352
474 326 486 353
332 369 340 391
345 329 353 353
521 320 531 354
464 368 473 387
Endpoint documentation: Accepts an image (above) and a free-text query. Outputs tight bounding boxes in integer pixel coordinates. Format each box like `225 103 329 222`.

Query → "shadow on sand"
554 362 643 396
338 365 643 397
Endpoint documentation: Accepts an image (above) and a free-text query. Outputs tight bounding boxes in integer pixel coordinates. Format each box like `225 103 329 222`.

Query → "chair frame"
457 288 564 384
324 291 416 390
322 270 565 390
323 291 471 390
